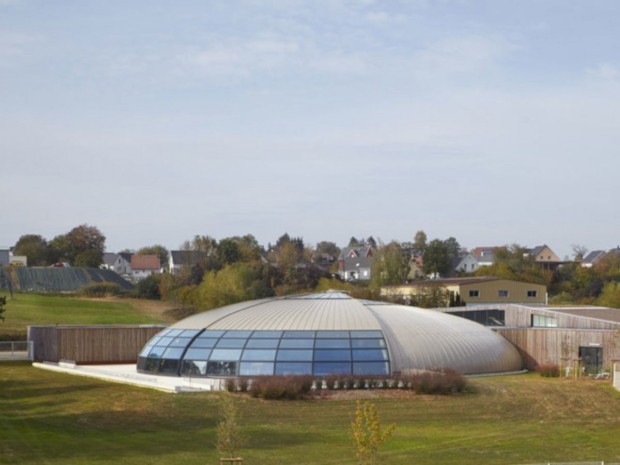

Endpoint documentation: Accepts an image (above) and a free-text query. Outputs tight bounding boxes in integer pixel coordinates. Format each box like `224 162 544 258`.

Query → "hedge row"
225 369 467 400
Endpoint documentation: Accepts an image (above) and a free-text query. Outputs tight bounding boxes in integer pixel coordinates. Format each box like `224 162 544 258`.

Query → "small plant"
216 393 243 459
351 400 396 465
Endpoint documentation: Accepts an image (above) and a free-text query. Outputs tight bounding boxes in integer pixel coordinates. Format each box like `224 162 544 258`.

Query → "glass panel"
250 331 283 338
314 362 351 376
201 330 226 338
353 362 390 375
276 350 313 362
352 349 388 361
165 329 183 337
239 362 274 376
181 360 207 376
215 339 247 349
145 336 162 347
245 339 279 349
158 358 179 374
147 346 166 358
190 338 218 348
180 329 201 337
316 331 350 338
183 348 212 360
350 331 383 338
314 350 351 362
241 349 277 361
136 357 147 370
351 339 386 349
223 330 253 338
207 361 237 376
279 339 314 349
315 339 350 349
169 337 192 348
275 362 313 375
144 357 160 372
156 336 174 346
210 349 243 360
162 347 185 359
282 331 316 338
139 346 153 357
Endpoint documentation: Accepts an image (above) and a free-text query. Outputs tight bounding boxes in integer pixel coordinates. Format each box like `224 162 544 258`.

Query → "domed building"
137 291 523 378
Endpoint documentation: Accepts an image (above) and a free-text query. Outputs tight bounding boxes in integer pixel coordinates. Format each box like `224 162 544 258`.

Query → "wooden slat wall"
495 328 620 370
28 325 166 363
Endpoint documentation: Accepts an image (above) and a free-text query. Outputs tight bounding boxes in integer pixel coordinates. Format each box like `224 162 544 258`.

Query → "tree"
423 239 451 277
351 400 395 465
315 241 340 258
370 241 410 292
412 230 427 256
348 236 361 247
137 245 169 267
51 224 106 266
13 234 49 266
0 296 6 322
571 244 589 262
216 393 243 460
218 238 240 265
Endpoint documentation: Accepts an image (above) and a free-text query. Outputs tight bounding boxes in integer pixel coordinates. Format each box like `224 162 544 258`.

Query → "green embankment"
0 292 172 341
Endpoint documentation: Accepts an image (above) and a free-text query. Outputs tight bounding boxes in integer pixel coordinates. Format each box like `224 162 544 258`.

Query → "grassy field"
0 292 176 341
2 362 620 465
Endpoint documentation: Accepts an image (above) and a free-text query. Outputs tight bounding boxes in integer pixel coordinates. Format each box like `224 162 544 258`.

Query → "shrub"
79 282 123 297
249 376 314 400
536 364 561 377
404 369 467 395
134 274 162 299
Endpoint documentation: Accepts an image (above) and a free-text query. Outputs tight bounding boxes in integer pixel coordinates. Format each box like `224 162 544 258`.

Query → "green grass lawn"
2 363 620 465
0 292 173 341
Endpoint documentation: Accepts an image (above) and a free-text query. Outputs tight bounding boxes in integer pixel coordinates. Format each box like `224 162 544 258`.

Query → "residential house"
338 246 374 281
0 247 9 267
168 250 207 275
454 247 501 274
130 255 161 281
381 277 547 306
527 244 561 263
101 252 132 276
582 250 607 268
9 254 27 266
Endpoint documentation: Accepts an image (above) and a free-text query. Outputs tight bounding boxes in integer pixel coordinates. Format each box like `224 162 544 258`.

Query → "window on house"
527 290 538 298
531 314 557 328
498 290 509 298
468 290 479 298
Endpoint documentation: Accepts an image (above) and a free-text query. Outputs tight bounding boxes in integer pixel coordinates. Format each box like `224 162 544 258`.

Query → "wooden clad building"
28 325 166 364
437 304 620 374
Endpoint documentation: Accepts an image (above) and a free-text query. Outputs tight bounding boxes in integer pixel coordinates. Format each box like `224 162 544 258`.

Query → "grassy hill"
1 363 620 465
0 292 176 341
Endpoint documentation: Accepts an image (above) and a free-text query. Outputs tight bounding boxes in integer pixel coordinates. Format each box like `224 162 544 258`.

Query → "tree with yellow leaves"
351 400 396 465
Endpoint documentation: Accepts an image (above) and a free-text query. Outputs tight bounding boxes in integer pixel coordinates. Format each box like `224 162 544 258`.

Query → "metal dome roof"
167 291 523 375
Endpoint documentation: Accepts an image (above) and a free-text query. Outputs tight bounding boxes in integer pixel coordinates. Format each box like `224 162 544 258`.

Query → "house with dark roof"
168 250 207 275
338 246 374 281
101 252 132 276
582 250 606 268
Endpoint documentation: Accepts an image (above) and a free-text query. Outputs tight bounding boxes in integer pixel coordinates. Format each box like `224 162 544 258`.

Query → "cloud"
411 35 513 77
587 63 620 81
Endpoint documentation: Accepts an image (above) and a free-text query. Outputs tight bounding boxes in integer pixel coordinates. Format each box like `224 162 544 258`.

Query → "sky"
1 0 619 259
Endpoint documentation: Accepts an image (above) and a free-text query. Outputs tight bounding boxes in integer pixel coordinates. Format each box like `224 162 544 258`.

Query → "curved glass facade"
137 329 390 377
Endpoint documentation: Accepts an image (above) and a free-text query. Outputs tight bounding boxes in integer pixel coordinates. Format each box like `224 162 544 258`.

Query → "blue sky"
2 0 619 258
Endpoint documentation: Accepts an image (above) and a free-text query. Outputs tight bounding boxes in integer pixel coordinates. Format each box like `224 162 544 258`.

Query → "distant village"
2 225 619 310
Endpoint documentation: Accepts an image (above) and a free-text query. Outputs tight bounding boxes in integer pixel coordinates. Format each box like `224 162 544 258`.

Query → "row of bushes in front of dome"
225 369 468 400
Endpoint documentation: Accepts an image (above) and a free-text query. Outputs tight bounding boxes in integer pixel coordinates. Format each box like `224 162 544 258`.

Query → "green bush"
79 282 123 297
